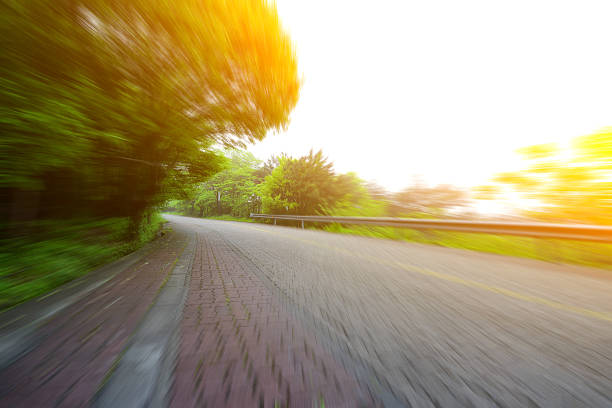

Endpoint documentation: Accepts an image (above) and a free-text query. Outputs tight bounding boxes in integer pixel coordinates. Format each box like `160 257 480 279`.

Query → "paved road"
1 215 611 407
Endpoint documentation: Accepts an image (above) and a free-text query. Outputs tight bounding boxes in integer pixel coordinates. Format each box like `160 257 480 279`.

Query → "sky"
248 0 612 192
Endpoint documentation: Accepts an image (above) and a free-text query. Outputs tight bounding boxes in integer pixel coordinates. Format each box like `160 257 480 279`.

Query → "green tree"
253 154 285 183
327 173 387 217
260 150 357 215
0 0 300 229
173 150 263 218
207 151 262 217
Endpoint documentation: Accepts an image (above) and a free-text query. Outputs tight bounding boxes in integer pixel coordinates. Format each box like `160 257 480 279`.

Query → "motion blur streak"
1 0 612 407
0 0 299 308
2 215 611 406
489 128 612 225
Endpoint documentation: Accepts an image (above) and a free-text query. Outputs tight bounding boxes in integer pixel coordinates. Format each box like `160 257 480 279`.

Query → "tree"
172 150 263 218
0 0 300 229
206 151 262 217
389 184 468 217
260 150 357 215
492 129 612 224
328 174 387 217
253 154 285 183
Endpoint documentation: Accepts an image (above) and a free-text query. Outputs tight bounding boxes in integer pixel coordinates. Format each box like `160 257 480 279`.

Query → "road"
1 214 611 407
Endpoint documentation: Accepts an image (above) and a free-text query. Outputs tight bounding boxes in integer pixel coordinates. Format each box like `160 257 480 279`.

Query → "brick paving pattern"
3 215 611 407
0 231 188 407
180 217 612 407
171 232 374 407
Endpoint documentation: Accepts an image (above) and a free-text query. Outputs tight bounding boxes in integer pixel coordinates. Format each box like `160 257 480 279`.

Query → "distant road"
1 214 610 407
165 215 612 407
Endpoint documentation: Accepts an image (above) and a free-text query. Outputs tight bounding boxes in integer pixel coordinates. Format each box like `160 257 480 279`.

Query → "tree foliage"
167 149 473 221
170 150 264 218
169 150 379 219
0 0 300 227
492 129 612 224
326 173 388 217
389 184 468 216
260 150 357 215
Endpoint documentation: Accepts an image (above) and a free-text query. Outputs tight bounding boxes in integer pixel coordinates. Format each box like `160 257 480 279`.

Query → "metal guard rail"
250 213 612 243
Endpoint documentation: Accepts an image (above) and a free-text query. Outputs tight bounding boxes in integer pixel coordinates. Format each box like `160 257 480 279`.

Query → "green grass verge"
322 224 612 271
165 212 255 223
0 214 165 310
203 215 255 223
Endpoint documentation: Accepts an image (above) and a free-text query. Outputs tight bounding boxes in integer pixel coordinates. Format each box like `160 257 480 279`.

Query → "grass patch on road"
322 224 612 271
0 214 165 310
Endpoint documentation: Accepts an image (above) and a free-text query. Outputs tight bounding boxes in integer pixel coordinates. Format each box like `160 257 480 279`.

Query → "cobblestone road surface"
0 215 611 407
166 216 612 408
0 229 189 407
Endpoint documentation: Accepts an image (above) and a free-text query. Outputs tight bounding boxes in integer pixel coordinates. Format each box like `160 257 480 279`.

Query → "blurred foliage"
388 184 468 217
489 129 612 224
168 149 472 220
167 150 263 218
260 150 359 215
473 185 501 200
164 145 610 271
0 214 164 309
325 224 612 270
168 149 366 218
327 173 388 217
199 214 256 223
0 0 299 305
0 0 299 228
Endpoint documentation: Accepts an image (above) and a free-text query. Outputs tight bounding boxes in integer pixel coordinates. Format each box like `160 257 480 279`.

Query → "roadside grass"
165 212 255 223
321 224 612 271
0 214 165 311
204 215 255 223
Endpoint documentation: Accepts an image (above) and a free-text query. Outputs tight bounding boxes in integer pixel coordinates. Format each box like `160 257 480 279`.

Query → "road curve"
165 215 612 407
0 214 611 407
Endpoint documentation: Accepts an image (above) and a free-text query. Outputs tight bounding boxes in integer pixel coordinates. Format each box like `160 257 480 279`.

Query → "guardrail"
249 213 612 243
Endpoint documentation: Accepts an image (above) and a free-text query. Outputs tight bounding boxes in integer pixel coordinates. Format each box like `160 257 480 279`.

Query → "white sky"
248 0 612 192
